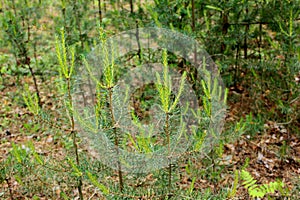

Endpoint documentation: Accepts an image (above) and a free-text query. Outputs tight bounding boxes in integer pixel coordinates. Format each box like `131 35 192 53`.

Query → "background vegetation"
0 0 299 199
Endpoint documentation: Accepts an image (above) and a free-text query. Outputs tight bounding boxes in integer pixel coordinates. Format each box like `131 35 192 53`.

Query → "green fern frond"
241 170 285 198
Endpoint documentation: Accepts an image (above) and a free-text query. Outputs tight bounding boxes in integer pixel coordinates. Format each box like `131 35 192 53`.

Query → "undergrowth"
0 0 299 199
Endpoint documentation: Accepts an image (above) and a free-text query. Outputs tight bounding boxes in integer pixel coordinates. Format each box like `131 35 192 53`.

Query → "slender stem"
27 21 30 42
108 87 124 192
220 11 229 53
67 77 84 200
244 7 249 59
28 63 41 106
191 0 195 31
61 1 68 38
234 42 239 88
66 82 73 128
11 0 17 16
165 113 172 193
212 151 217 193
25 14 41 106
72 0 84 49
135 20 141 60
4 9 41 106
98 0 102 24
258 22 262 61
166 113 170 151
130 0 133 14
6 31 41 106
258 22 263 96
168 157 172 192
191 0 197 64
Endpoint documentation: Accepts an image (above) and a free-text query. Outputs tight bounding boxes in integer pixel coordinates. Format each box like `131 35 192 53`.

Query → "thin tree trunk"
221 11 229 53
98 0 102 24
130 0 133 14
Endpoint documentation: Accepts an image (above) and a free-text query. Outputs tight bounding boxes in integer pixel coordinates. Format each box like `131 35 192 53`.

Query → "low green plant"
240 169 288 199
227 170 239 198
86 171 109 195
23 84 40 115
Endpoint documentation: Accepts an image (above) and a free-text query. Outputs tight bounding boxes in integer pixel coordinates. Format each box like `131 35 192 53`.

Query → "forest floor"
1 72 299 199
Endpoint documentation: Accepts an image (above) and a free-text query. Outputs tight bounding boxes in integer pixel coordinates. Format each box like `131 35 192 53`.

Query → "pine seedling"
23 84 40 115
80 27 124 192
100 27 124 192
155 49 187 194
55 28 83 200
2 0 42 105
